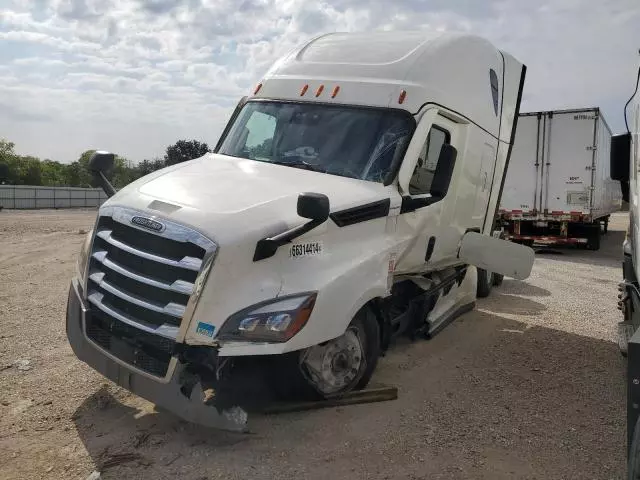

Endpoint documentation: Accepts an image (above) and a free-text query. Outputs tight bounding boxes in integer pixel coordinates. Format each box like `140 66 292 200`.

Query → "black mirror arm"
253 217 325 261
93 171 117 198
400 195 441 214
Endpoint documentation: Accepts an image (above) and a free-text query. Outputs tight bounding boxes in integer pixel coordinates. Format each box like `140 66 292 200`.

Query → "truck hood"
107 153 394 245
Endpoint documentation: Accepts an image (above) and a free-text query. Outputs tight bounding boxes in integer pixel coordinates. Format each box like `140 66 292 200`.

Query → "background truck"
499 108 621 250
66 31 534 432
611 59 640 478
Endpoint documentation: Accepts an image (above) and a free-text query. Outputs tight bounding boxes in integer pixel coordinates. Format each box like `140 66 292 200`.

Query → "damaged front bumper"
65 278 249 432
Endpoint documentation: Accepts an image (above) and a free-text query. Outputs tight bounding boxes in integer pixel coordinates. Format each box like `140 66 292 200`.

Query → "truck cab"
610 60 640 476
66 31 533 431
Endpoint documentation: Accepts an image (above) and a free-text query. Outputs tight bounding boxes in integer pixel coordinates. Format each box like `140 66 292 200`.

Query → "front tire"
300 306 380 397
477 268 493 298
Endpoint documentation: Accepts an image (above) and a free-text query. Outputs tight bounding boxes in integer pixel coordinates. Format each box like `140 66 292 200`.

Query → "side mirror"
400 144 459 214
611 133 631 202
430 144 457 198
611 133 631 181
88 150 116 197
297 192 330 222
253 192 330 261
458 231 534 281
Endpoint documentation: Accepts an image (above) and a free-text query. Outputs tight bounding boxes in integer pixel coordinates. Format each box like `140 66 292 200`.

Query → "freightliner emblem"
131 216 165 232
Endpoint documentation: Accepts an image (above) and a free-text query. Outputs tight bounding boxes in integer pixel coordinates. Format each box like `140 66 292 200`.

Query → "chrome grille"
84 206 216 377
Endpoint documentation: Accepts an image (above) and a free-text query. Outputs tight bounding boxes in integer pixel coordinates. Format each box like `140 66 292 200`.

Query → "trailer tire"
477 268 493 298
297 306 380 398
629 416 640 480
586 226 601 251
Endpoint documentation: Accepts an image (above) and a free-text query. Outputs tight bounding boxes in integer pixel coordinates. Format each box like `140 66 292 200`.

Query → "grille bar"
95 229 202 271
89 272 186 318
92 251 195 295
88 291 180 339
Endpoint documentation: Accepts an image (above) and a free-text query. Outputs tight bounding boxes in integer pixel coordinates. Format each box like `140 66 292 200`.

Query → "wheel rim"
301 325 366 396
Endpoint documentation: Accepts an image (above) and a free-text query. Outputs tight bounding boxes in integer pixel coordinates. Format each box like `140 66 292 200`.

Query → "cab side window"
409 126 450 195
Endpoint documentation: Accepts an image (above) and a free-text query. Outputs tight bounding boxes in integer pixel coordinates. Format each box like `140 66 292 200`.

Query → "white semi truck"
499 107 621 249
66 31 534 431
610 59 640 476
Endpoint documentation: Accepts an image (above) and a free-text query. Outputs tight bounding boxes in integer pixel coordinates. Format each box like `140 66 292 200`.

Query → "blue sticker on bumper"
196 322 215 338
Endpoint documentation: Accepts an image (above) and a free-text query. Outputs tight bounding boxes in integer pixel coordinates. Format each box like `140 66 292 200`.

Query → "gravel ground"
0 209 628 480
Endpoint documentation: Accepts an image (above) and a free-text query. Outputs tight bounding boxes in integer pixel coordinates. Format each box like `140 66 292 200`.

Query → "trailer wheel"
477 268 493 298
629 416 640 480
586 225 601 251
299 307 380 397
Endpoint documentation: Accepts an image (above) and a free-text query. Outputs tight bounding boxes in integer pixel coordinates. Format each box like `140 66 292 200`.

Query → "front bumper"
65 278 248 432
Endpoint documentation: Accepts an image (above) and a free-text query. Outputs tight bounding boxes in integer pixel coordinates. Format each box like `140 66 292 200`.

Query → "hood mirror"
88 150 117 197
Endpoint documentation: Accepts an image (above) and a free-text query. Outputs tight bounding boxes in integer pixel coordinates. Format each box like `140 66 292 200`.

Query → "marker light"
315 85 324 97
300 84 309 96
253 83 263 95
398 89 407 104
331 85 340 98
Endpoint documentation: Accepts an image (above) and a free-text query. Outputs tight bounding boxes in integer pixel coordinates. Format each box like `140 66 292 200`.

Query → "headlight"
76 229 93 280
217 293 317 343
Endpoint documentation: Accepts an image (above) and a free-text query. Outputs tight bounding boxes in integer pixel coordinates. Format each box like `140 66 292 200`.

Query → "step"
618 321 636 357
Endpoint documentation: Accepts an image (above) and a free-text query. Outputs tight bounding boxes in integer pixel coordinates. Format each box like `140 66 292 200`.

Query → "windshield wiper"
272 159 326 173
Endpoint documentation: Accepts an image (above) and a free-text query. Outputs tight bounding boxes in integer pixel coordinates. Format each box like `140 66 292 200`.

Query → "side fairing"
483 53 526 234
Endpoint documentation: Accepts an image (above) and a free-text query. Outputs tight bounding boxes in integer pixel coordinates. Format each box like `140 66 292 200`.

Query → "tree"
0 139 15 158
21 157 42 185
0 163 9 184
0 139 175 188
137 157 165 178
164 140 210 166
112 156 138 188
40 159 67 186
0 139 16 184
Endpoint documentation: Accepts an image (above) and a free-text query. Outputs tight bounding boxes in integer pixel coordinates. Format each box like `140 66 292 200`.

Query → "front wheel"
300 307 380 397
477 268 493 298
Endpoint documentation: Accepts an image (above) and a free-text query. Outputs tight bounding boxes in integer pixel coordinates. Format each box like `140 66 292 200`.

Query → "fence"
0 185 108 209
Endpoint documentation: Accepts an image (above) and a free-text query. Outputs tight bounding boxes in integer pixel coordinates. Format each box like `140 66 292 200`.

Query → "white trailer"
499 107 621 249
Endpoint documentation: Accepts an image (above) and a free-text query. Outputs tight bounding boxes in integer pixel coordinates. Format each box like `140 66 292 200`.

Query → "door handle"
425 236 436 261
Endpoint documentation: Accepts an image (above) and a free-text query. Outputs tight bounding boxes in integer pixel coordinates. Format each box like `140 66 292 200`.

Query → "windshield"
218 101 415 183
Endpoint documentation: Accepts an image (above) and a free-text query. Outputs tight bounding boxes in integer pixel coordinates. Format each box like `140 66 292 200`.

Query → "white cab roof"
253 31 512 138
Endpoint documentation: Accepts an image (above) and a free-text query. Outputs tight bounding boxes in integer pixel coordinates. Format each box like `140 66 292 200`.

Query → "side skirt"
427 301 476 338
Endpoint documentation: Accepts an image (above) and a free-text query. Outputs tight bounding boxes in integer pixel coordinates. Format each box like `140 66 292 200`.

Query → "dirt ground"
0 209 628 480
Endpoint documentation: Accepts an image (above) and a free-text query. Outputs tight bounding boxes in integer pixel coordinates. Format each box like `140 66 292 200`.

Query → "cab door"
394 108 468 274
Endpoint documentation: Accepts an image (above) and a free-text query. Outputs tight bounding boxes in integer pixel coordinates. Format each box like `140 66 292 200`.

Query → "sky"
0 0 639 164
